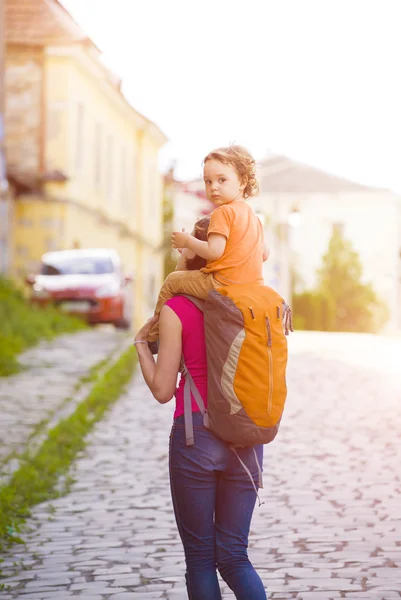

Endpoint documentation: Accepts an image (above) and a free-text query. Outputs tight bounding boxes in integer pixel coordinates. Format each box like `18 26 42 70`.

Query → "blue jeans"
169 412 267 600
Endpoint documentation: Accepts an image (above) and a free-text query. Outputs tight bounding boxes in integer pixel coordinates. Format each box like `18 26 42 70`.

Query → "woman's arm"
134 306 182 404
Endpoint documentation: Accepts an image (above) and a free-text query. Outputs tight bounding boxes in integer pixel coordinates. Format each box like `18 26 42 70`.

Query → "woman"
134 217 267 600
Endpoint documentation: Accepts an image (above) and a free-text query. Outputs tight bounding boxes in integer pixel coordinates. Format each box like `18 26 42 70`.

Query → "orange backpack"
181 283 292 450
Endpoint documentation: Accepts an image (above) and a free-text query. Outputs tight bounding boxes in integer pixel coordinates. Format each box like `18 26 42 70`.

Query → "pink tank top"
165 296 208 419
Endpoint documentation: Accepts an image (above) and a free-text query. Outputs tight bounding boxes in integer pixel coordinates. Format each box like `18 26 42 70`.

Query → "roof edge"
259 153 395 194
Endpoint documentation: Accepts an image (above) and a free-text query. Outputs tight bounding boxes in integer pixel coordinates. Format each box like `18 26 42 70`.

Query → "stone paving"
1 332 401 599
0 328 127 481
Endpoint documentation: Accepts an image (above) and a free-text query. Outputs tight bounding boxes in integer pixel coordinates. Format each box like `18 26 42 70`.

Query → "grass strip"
0 277 87 377
0 345 137 559
0 349 124 478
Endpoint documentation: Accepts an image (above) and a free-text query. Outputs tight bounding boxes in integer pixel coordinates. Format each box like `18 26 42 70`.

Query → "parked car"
26 248 133 329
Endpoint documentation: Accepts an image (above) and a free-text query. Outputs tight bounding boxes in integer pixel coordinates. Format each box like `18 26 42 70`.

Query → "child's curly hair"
203 145 259 199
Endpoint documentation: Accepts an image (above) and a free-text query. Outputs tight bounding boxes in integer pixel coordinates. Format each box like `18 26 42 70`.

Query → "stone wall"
5 45 44 175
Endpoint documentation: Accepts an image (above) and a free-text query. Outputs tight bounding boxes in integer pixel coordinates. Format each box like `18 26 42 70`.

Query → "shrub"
0 278 86 376
293 230 388 333
293 291 336 331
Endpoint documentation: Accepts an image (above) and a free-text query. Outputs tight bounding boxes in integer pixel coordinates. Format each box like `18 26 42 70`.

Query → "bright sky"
61 0 401 192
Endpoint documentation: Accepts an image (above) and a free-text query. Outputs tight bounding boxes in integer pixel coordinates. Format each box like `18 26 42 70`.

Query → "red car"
26 248 133 329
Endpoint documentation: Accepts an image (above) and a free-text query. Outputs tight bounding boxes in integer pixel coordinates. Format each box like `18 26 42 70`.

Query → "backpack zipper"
266 317 273 414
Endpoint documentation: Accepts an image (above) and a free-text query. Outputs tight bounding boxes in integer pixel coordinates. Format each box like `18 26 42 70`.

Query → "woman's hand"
175 247 196 271
134 315 159 343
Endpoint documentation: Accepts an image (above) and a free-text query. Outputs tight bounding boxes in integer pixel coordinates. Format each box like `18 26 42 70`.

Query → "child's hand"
172 229 190 250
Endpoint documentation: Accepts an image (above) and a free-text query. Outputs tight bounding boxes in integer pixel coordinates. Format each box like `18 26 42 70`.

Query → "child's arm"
172 231 226 262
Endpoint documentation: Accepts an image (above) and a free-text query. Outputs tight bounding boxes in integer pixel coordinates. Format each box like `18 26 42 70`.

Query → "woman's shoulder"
165 296 203 319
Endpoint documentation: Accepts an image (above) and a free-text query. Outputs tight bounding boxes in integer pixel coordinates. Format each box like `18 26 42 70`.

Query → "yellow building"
4 0 167 328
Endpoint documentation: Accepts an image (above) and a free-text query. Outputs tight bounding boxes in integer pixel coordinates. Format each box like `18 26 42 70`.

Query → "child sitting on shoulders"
148 145 269 345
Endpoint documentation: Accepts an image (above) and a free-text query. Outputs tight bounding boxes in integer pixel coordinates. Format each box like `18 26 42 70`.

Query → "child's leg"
148 271 218 341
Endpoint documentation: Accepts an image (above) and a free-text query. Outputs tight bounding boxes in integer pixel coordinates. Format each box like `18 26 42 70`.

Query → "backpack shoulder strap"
181 294 205 313
181 358 209 446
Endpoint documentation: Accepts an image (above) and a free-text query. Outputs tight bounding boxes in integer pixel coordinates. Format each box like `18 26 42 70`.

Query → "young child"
148 145 269 344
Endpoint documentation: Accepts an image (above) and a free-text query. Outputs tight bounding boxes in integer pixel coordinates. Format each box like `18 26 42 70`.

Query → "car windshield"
41 256 114 276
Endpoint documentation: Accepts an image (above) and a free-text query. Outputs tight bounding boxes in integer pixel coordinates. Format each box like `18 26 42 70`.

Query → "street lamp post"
287 206 301 307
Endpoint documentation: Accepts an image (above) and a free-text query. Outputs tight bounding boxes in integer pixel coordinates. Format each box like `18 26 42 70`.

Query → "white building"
252 155 401 332
172 179 214 235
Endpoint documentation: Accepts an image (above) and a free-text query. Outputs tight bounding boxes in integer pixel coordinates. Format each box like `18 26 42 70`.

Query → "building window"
94 122 103 187
75 103 85 173
16 245 29 257
146 164 153 219
41 218 61 228
44 238 58 251
120 145 126 208
106 134 114 203
18 217 34 227
131 148 137 205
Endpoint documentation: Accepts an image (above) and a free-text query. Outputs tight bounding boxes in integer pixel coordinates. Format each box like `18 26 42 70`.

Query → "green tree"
316 228 388 332
292 290 335 332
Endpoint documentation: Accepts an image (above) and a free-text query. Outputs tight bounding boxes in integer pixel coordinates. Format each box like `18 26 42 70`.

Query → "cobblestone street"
0 328 128 484
1 332 401 599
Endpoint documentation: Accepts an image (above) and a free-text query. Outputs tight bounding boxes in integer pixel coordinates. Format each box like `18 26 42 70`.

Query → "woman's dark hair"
186 216 210 271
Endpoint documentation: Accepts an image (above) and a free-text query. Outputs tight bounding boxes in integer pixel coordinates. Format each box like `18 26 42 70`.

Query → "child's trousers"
148 270 221 342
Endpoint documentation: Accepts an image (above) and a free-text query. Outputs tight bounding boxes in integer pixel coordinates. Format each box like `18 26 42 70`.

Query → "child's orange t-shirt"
201 201 264 285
